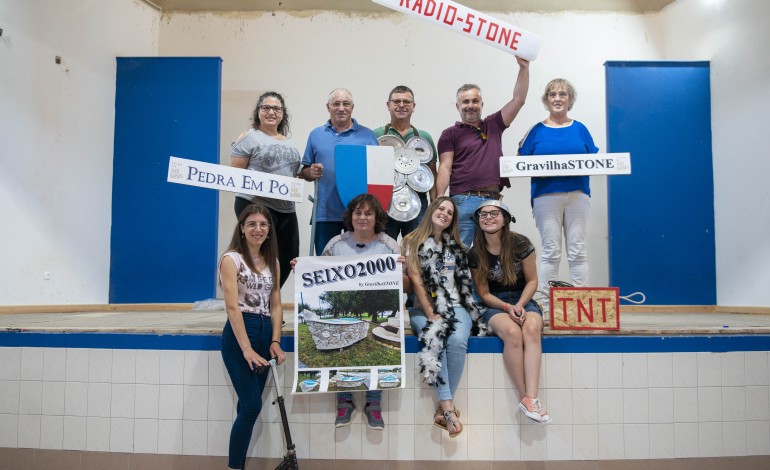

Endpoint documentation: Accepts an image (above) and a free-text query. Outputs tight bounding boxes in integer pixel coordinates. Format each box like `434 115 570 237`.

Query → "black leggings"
234 198 299 288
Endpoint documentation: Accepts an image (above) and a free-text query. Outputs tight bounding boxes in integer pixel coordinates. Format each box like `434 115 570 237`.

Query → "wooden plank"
620 306 770 315
0 302 297 314
4 303 766 317
620 305 716 313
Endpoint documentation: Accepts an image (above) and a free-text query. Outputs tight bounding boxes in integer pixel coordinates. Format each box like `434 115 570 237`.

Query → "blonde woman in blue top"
519 79 598 300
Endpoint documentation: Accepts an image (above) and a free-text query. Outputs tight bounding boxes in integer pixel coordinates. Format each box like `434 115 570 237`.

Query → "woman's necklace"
351 231 378 248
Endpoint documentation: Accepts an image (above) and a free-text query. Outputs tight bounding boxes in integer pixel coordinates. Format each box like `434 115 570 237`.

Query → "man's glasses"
259 105 284 114
329 101 353 109
478 210 502 219
390 99 414 106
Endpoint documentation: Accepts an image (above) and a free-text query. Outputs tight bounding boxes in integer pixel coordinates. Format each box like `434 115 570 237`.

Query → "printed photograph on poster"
295 370 323 393
328 368 371 392
293 254 406 394
376 367 403 389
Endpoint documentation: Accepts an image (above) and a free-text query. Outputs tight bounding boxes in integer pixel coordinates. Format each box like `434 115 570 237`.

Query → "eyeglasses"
329 101 353 109
244 221 270 229
259 105 284 114
478 210 502 219
390 99 414 106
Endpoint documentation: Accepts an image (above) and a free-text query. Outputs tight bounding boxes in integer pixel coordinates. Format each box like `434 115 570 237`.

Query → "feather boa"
416 233 488 386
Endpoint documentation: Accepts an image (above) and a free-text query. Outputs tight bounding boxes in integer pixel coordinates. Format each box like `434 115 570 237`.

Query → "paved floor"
2 308 770 335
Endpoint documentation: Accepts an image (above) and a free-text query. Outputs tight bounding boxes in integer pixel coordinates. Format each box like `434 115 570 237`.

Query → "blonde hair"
541 78 577 111
401 197 463 273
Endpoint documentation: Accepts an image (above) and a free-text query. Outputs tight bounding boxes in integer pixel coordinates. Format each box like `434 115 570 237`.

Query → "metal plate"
378 134 405 149
388 186 421 222
393 171 407 191
394 148 420 175
406 136 433 163
406 164 435 193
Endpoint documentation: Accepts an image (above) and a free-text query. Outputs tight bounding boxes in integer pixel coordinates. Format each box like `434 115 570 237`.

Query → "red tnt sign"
549 287 620 331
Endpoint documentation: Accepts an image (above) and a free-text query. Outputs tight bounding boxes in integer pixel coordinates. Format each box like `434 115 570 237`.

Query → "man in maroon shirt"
436 57 530 247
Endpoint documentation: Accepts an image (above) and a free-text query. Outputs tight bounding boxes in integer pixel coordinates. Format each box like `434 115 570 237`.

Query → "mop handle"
268 358 282 397
267 357 297 460
308 180 319 256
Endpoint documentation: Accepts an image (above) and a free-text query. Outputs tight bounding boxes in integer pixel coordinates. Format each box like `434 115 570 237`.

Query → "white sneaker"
519 397 551 424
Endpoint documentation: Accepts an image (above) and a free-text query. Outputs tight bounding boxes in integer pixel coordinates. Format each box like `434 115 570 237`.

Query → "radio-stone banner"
372 0 541 61
293 254 406 395
500 153 632 178
167 156 304 203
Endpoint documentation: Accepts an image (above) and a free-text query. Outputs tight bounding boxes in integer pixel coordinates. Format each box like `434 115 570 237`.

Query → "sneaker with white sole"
519 397 551 424
335 400 356 428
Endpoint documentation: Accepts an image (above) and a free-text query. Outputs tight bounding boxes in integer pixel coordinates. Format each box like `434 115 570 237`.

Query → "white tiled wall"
1 346 770 461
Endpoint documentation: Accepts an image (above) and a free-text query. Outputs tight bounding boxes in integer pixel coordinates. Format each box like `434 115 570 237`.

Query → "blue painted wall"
605 61 716 305
110 58 222 303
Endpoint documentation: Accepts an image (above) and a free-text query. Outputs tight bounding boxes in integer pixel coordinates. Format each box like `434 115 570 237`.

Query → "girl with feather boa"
402 196 486 438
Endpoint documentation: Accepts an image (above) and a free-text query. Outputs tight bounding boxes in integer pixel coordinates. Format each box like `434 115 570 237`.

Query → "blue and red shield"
335 145 395 210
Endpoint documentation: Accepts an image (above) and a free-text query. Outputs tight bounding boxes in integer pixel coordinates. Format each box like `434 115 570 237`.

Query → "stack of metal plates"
378 134 435 222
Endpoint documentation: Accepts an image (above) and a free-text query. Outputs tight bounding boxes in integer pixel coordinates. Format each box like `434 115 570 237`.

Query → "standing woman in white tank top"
219 204 286 470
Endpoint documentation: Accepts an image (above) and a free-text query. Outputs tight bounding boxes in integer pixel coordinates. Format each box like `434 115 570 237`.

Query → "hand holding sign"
499 153 632 178
373 0 541 60
167 156 305 202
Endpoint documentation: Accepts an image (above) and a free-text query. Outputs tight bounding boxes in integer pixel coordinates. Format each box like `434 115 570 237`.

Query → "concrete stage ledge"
3 304 770 467
2 304 770 353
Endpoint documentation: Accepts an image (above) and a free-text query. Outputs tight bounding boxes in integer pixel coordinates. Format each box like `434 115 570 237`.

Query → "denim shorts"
480 291 543 324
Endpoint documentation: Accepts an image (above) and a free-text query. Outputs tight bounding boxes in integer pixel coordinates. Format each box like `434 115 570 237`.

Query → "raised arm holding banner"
373 0 541 60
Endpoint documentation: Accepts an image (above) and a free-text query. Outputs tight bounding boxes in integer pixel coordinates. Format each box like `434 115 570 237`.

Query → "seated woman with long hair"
402 196 485 438
468 200 550 424
219 204 287 469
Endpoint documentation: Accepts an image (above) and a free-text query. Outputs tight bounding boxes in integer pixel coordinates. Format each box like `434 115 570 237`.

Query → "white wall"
0 0 160 305
659 0 770 307
158 9 663 303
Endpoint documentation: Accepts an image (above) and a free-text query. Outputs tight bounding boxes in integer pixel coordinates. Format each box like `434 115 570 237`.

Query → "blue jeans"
409 306 473 401
337 390 382 403
451 194 497 248
480 291 543 324
313 221 345 255
221 315 273 469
